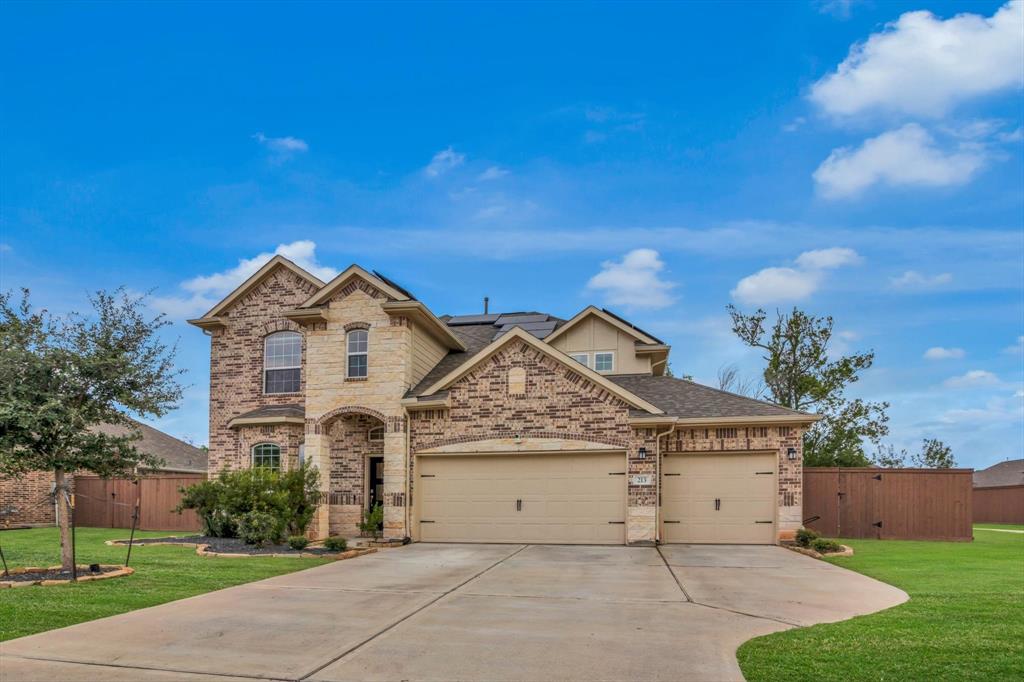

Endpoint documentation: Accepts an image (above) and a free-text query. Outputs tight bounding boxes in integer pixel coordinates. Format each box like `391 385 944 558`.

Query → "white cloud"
813 124 986 199
152 240 337 319
998 127 1024 142
944 369 1000 388
817 0 859 19
731 247 861 305
731 267 820 306
940 392 1024 424
424 147 465 178
890 270 953 289
924 347 966 360
809 1 1024 118
253 132 309 155
795 247 862 269
586 249 676 310
1004 336 1024 354
478 166 509 181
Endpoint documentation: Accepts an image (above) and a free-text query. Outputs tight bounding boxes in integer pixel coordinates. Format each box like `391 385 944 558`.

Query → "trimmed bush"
237 510 285 547
288 535 310 551
810 537 843 554
323 536 347 552
176 463 321 540
795 527 820 548
360 504 384 539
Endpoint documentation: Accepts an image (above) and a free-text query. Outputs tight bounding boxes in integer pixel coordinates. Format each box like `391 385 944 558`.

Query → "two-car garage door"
417 453 627 545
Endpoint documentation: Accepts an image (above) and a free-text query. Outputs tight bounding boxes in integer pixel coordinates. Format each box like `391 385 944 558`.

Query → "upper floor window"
347 329 368 378
594 352 614 372
569 353 590 367
265 331 301 394
252 443 281 471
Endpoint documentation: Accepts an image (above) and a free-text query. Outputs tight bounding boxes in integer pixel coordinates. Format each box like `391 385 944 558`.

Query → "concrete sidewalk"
1 543 907 682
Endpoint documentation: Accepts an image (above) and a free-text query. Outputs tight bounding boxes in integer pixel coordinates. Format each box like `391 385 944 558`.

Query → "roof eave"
300 264 411 308
382 301 467 351
546 305 659 345
227 415 306 429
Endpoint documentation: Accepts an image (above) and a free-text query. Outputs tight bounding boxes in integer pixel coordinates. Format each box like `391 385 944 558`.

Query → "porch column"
305 430 331 540
382 418 408 539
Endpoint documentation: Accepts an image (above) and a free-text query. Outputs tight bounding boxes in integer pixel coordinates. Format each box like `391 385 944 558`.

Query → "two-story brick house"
189 256 817 545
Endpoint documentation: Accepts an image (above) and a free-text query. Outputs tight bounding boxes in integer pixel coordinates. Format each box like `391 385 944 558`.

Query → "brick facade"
0 470 57 527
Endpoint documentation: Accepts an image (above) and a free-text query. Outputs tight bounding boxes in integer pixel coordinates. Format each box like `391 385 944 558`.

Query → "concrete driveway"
1 543 906 682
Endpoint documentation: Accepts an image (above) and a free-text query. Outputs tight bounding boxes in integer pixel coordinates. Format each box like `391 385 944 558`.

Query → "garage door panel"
417 453 626 544
662 453 776 545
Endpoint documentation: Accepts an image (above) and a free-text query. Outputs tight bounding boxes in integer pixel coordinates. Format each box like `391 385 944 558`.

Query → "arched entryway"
321 410 386 537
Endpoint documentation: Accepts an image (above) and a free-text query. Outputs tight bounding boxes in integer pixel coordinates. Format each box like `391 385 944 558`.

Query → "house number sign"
630 474 653 486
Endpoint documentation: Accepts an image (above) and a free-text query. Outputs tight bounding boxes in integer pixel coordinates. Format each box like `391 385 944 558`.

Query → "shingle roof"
407 323 498 397
233 404 305 421
973 459 1024 488
93 420 208 473
607 374 809 420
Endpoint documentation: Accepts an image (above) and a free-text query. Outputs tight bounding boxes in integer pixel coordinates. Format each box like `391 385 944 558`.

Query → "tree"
727 305 889 467
873 439 956 469
717 363 765 399
0 289 183 571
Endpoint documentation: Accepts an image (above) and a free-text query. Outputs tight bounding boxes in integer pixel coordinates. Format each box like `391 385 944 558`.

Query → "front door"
367 456 385 529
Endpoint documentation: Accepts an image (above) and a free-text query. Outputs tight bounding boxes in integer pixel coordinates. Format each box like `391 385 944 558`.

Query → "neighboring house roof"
93 420 208 473
607 374 812 423
973 459 1024 488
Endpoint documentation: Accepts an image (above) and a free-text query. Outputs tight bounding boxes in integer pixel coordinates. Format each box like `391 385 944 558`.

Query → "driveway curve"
1 543 906 682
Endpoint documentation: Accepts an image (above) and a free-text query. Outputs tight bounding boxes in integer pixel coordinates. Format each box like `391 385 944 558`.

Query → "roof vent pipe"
483 297 489 314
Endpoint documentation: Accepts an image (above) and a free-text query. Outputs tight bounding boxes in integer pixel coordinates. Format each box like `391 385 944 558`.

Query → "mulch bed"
4 565 120 582
122 535 359 557
1 564 134 588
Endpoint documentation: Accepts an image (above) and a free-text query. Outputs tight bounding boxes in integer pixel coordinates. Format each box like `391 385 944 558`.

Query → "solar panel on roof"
494 314 550 325
492 320 558 340
445 314 501 326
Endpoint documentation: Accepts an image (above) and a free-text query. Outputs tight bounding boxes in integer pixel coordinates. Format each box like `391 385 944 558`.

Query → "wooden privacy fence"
74 473 206 531
804 467 973 541
973 485 1024 525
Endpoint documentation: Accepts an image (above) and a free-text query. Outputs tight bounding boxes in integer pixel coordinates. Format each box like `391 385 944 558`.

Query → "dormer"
545 306 670 376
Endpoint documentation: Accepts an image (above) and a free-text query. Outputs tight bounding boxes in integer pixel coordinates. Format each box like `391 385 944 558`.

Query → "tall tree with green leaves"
727 305 889 467
0 289 183 571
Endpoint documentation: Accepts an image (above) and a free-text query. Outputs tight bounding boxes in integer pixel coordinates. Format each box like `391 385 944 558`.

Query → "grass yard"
0 526 330 642
738 525 1024 681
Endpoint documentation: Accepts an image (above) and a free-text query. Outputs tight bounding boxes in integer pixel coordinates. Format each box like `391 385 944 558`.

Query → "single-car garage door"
662 452 776 544
416 453 627 544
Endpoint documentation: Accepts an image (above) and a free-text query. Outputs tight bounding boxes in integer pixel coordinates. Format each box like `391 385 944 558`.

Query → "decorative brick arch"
260 319 303 337
343 321 371 332
312 405 406 434
414 429 630 454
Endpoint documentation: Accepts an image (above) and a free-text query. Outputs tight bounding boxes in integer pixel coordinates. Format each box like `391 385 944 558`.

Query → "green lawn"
0 527 330 642
738 525 1024 681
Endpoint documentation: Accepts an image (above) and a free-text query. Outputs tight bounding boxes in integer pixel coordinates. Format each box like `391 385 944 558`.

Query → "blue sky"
2 1 1022 469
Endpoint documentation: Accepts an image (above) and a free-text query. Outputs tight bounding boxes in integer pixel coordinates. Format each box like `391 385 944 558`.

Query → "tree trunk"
54 468 75 572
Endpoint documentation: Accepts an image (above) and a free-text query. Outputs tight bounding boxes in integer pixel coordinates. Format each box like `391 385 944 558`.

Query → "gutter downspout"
403 405 412 541
654 422 677 544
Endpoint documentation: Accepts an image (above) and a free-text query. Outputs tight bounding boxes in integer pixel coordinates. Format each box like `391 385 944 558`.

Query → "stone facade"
0 470 57 527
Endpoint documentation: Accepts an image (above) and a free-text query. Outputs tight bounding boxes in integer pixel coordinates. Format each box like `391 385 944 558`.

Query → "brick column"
627 428 659 544
382 421 407 539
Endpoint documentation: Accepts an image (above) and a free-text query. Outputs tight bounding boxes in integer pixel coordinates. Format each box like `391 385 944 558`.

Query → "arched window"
368 426 384 442
264 331 301 394
347 329 368 378
252 443 281 471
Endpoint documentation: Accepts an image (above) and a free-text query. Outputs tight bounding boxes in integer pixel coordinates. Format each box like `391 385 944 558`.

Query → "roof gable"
419 326 664 414
300 264 411 308
189 255 326 323
545 306 661 345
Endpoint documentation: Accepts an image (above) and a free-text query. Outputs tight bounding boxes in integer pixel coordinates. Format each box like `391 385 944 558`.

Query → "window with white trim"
264 332 301 394
252 443 281 471
347 329 368 378
594 352 614 372
368 426 384 442
569 353 590 367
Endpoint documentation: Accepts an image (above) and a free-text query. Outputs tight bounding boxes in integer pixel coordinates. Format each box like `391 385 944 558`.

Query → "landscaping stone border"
785 544 854 559
104 538 378 561
1 565 134 588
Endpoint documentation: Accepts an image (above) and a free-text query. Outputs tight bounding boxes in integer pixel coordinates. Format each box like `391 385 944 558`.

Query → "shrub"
810 537 843 554
176 464 321 540
237 510 285 547
795 527 820 548
360 504 384 539
277 464 321 536
323 536 347 552
288 535 310 551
